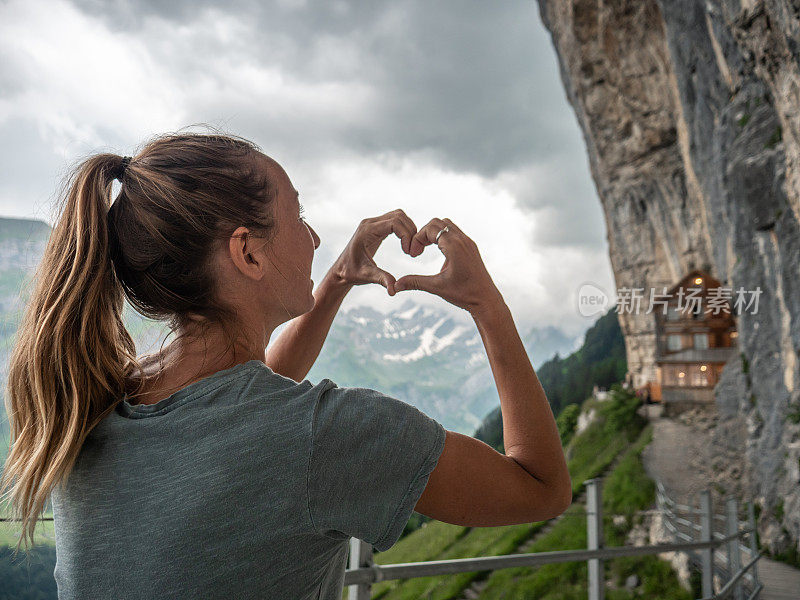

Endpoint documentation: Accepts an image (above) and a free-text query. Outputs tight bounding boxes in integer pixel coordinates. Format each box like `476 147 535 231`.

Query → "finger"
393 211 418 254
364 265 397 296
441 217 466 237
369 211 417 255
394 273 440 294
378 211 417 255
408 218 449 257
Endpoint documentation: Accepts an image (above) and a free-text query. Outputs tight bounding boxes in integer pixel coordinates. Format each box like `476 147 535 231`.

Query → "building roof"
656 347 736 364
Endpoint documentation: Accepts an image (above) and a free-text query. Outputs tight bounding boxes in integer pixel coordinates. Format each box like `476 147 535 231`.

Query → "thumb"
368 267 397 296
394 274 439 294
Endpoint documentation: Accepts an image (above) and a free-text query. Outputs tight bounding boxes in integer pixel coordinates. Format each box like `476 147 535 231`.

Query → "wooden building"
648 269 737 415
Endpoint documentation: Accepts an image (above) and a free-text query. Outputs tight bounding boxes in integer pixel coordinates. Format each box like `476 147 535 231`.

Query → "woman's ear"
229 226 265 280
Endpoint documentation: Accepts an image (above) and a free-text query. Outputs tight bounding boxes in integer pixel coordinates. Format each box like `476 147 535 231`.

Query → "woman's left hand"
330 209 418 296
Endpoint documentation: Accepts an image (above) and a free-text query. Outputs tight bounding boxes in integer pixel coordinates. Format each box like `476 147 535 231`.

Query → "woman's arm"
265 209 418 382
398 217 572 524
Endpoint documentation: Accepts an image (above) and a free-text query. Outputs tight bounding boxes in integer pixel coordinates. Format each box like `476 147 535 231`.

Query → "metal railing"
344 478 763 599
656 482 762 600
2 477 761 599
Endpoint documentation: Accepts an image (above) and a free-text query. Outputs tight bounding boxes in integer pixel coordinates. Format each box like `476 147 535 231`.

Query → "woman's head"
0 128 318 552
110 132 318 334
210 151 321 337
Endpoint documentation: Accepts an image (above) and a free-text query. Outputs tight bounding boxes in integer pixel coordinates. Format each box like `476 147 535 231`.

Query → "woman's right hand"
394 218 504 315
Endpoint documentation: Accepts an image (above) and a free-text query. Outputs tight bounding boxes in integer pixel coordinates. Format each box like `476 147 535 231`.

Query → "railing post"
586 478 604 600
747 501 760 589
699 490 714 598
726 497 743 600
348 538 373 600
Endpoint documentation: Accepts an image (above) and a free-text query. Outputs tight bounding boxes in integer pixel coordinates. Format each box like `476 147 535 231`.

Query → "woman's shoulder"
252 362 339 399
310 379 441 436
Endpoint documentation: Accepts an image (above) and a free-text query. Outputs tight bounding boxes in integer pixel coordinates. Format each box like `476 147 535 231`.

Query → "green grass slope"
362 389 696 600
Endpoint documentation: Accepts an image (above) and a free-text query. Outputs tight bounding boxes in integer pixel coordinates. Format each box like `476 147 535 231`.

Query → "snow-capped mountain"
306 299 578 434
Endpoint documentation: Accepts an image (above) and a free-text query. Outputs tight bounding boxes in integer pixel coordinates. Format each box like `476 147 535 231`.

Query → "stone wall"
537 0 800 555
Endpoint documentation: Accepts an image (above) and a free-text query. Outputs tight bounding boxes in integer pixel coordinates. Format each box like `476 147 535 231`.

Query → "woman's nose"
309 223 321 249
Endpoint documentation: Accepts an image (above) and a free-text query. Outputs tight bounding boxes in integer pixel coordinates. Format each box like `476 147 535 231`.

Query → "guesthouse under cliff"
648 269 737 415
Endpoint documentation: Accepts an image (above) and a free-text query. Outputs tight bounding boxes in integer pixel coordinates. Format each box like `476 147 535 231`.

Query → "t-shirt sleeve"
307 380 447 552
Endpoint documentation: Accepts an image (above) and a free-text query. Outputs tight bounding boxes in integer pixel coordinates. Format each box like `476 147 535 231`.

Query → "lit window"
691 367 708 386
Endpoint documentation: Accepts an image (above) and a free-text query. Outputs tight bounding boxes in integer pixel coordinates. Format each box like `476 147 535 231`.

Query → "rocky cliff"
536 0 800 557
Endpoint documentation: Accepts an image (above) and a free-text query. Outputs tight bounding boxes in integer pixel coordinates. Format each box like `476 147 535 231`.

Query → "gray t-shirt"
50 359 446 599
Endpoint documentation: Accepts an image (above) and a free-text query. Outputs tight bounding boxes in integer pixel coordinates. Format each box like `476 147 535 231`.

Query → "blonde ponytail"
1 154 137 553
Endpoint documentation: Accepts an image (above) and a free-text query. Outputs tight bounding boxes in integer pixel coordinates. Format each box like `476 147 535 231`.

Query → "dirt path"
758 556 800 599
640 403 713 502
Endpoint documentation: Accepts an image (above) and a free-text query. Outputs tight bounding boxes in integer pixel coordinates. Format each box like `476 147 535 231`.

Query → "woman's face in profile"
261 155 321 319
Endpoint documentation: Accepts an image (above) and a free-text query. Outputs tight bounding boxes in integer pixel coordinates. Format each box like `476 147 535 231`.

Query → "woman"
0 131 572 599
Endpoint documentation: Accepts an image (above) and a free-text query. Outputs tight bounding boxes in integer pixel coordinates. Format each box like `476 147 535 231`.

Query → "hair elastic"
116 156 132 181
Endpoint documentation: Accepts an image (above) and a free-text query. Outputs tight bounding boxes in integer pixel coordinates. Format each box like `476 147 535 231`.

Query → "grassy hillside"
475 423 691 600
364 389 696 599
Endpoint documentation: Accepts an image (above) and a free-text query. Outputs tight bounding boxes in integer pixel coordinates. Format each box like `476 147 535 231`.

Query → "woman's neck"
124 329 269 405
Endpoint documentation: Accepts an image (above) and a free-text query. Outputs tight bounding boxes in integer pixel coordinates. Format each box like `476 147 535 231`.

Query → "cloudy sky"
0 0 615 340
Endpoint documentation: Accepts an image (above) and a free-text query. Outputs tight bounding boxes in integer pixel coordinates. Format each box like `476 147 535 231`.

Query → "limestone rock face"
537 0 800 554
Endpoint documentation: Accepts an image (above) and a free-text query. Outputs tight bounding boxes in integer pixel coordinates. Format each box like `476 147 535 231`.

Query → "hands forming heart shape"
329 209 502 315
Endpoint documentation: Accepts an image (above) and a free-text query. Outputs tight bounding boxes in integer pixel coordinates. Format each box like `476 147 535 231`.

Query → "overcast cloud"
0 0 614 340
